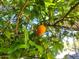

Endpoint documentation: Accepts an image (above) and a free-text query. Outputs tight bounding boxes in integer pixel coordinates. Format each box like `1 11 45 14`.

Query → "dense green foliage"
0 0 79 59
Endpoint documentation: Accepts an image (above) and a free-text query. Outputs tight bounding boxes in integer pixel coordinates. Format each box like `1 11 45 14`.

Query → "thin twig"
0 0 5 7
53 2 79 25
75 23 79 30
0 0 8 11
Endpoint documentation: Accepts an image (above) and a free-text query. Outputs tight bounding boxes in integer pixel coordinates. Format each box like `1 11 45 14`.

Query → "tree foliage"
0 0 79 59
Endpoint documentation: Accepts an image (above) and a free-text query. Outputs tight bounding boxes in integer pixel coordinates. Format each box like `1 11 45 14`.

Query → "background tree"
0 0 79 59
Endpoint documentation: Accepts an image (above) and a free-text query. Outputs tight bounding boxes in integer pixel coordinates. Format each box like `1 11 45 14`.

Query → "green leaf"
4 31 11 39
61 0 64 2
18 44 28 48
23 26 29 47
57 0 64 2
36 45 44 55
47 52 54 59
8 44 18 54
45 2 55 7
29 40 44 55
0 48 8 53
29 40 36 46
45 0 53 2
8 43 28 54
24 9 31 16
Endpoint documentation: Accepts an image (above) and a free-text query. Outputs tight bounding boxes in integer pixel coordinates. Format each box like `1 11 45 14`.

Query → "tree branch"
47 23 79 31
15 0 29 34
53 1 79 25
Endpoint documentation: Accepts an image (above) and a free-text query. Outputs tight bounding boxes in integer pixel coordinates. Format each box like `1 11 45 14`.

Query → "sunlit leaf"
47 52 54 59
45 2 55 7
4 31 11 39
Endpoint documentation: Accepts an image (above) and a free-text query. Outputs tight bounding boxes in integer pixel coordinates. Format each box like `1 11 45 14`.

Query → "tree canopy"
0 0 79 59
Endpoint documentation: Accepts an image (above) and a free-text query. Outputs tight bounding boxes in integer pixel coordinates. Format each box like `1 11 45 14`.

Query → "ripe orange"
36 25 46 36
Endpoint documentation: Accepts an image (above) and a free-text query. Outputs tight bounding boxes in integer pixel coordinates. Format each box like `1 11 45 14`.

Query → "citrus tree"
0 0 79 59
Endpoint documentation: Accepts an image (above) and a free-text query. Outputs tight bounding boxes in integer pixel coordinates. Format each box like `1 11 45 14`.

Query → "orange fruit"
36 25 46 36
